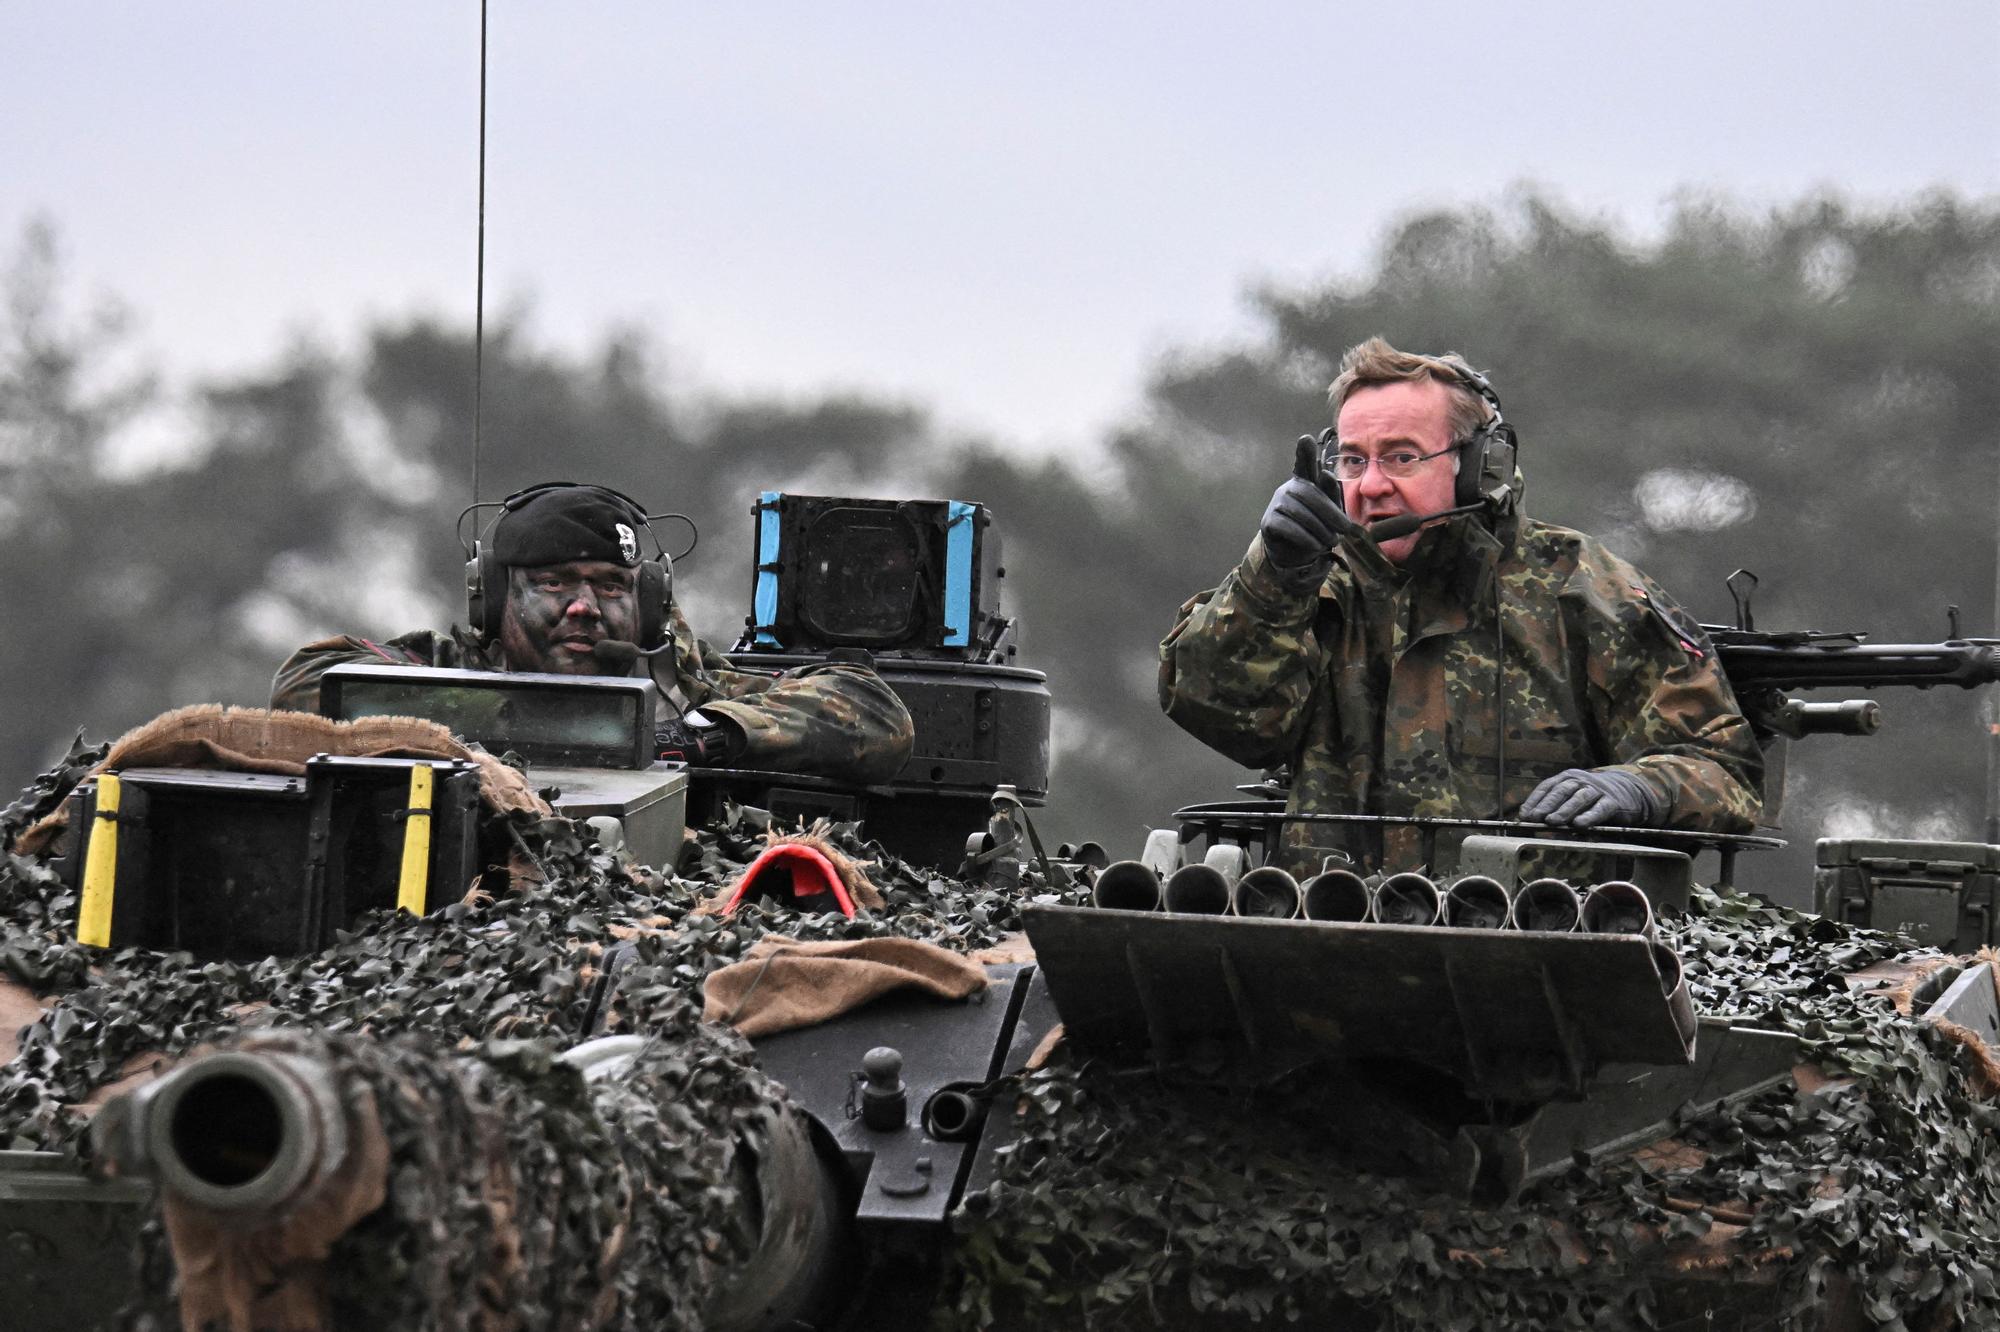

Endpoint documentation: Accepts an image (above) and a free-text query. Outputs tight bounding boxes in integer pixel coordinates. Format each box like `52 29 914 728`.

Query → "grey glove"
1261 434 1363 589
1519 768 1667 828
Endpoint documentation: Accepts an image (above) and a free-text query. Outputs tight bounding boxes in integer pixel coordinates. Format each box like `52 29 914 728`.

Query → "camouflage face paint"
498 560 640 675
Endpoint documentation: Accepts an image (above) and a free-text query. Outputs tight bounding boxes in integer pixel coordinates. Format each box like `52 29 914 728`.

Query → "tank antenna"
1988 457 2000 842
471 0 489 507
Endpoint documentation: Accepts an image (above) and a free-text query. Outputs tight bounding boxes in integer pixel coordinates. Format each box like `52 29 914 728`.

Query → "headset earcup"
465 544 506 644
637 557 672 651
464 551 484 642
1456 433 1488 507
1461 424 1520 510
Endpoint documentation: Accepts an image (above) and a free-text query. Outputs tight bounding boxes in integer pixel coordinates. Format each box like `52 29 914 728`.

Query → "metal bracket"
1457 834 1692 910
1726 568 1758 632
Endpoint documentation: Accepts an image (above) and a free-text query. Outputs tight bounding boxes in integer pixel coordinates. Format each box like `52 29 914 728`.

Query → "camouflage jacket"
1159 511 1764 875
270 603 915 785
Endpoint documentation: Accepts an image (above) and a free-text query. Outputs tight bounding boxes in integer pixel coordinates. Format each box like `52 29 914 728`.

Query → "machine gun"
1705 569 2000 740
1703 571 2000 948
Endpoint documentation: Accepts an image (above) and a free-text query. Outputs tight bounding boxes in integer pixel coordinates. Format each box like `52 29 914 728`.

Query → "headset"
457 481 675 651
1319 356 1521 514
1443 361 1520 511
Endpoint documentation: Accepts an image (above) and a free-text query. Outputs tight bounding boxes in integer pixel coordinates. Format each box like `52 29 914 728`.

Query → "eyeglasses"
1322 443 1461 482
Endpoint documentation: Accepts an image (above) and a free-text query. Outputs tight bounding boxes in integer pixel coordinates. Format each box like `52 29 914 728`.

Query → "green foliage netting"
942 891 2000 1331
0 747 1091 1327
8 740 2000 1329
5 194 2000 897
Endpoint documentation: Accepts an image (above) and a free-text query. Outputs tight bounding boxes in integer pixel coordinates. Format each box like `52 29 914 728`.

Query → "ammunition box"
60 755 481 959
1814 837 2000 951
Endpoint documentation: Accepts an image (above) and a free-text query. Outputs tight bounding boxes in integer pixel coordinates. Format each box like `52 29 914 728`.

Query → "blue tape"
754 490 782 647
943 500 975 647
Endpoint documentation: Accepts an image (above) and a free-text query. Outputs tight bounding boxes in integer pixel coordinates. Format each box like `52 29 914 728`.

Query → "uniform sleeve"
1158 535 1327 771
672 608 915 785
1565 552 1765 832
269 631 448 713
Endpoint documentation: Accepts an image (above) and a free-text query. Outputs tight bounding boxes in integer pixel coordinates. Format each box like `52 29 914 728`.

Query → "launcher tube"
1580 880 1655 937
1163 863 1232 915
1301 869 1371 922
1092 861 1162 912
1443 875 1509 929
1510 878 1582 933
1231 866 1302 919
1372 872 1442 926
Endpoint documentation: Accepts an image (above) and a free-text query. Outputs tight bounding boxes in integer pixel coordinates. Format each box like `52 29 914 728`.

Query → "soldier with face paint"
1159 338 1764 876
271 484 915 786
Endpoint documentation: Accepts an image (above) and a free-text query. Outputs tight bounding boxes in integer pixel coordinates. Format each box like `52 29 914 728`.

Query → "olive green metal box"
1814 837 2000 951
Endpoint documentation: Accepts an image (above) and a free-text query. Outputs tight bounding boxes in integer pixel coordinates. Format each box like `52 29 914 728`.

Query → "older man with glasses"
1159 336 1763 877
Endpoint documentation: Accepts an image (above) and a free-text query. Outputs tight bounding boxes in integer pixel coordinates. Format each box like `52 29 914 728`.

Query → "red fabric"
722 843 857 918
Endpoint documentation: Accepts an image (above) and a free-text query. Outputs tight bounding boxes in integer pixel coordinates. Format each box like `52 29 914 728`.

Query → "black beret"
492 485 648 568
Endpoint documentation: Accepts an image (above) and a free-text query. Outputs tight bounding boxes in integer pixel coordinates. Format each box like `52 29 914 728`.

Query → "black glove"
656 712 744 767
1519 768 1666 829
1260 435 1356 584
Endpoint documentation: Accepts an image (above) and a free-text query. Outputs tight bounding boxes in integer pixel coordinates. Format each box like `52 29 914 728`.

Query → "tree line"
5 192 1997 899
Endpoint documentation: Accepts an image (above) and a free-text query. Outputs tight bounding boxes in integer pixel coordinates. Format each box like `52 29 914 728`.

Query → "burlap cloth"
700 827 888 917
11 704 551 859
703 937 989 1039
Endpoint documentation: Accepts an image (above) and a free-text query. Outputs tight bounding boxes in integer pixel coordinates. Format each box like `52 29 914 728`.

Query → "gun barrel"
1719 641 2000 692
97 1048 351 1216
98 1032 847 1332
1778 698 1883 736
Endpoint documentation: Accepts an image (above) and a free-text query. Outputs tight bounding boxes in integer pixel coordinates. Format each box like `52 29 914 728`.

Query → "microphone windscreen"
591 640 642 667
1366 513 1425 542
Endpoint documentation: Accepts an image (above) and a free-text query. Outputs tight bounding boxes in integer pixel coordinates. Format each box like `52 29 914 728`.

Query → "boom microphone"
1365 501 1488 544
591 640 673 666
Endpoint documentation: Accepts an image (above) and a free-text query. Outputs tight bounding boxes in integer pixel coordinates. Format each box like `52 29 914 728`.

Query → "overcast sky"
6 2 1997 453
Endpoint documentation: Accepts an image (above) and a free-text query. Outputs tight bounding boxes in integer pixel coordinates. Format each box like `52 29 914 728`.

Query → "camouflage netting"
0 737 1080 1330
121 1029 778 1332
943 892 2000 1331
5 737 2000 1330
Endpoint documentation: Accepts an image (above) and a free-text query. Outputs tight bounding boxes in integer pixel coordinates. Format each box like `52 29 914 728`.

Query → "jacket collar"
1330 500 1525 640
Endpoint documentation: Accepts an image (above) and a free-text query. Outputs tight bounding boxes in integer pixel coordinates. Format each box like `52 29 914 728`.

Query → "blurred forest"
4 192 1998 903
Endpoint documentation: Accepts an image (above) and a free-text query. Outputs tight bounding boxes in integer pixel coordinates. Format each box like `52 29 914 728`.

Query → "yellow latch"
396 764 435 916
77 773 122 948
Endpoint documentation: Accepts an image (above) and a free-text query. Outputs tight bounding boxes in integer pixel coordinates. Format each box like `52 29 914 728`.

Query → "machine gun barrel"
1775 698 1883 736
1716 639 2000 692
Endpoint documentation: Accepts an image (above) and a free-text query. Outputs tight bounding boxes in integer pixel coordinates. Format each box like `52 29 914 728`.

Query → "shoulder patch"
1632 585 1708 661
